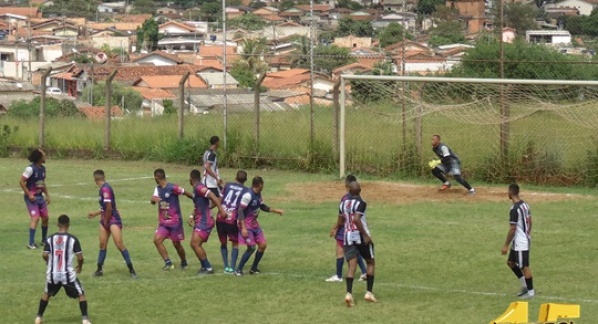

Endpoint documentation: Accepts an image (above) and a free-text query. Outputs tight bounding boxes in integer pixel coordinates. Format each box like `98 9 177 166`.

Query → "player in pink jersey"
151 168 192 271
235 176 284 276
187 169 227 275
20 149 51 250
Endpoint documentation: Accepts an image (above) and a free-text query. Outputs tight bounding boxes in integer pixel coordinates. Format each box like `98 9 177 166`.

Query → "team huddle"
21 134 535 322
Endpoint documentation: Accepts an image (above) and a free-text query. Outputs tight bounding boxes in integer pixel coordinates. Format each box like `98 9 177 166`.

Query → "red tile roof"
79 106 123 119
132 51 184 64
159 21 196 33
266 68 310 78
88 64 218 83
0 7 41 18
296 4 331 12
199 45 236 58
132 86 176 100
133 75 207 89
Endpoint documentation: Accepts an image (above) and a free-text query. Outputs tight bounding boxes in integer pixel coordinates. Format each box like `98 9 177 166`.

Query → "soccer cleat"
249 268 261 275
82 319 92 324
34 316 42 324
224 267 235 274
519 291 535 299
468 188 476 195
27 243 38 250
92 270 103 277
162 263 175 271
197 267 214 275
439 183 452 191
359 274 367 281
180 262 188 271
130 271 138 279
516 287 528 297
364 291 378 303
325 275 343 282
344 293 354 308
235 270 244 276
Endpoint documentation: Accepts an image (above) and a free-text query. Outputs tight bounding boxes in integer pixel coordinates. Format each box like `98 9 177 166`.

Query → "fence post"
332 79 341 159
104 70 117 150
39 67 52 148
254 73 266 154
415 83 424 174
178 72 190 140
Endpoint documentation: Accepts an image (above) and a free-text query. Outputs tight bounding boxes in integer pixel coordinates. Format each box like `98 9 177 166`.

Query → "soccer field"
1 159 597 324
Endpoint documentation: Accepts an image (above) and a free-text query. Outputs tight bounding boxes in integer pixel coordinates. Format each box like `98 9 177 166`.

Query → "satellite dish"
94 52 108 64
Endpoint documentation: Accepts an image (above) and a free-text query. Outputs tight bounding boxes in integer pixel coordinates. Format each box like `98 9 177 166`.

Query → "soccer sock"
37 299 48 316
231 247 239 270
525 277 534 292
165 259 172 265
366 275 375 293
357 256 366 274
237 250 254 271
432 167 448 182
346 277 354 294
454 175 472 190
336 257 344 278
251 251 264 271
220 245 229 268
120 249 132 264
79 300 88 318
29 228 36 245
510 266 525 284
97 249 107 269
200 259 213 270
41 226 48 242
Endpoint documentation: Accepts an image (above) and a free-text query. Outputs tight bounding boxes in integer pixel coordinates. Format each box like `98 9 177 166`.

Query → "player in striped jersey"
87 170 137 278
338 182 377 307
188 169 227 275
501 183 535 299
202 136 223 197
151 169 191 271
326 174 367 283
20 149 51 250
217 170 249 273
35 215 91 324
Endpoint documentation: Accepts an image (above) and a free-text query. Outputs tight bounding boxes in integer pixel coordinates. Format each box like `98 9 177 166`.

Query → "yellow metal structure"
490 302 528 324
537 303 580 322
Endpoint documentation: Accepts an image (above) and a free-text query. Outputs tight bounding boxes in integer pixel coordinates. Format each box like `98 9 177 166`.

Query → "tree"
290 36 311 68
313 45 356 75
136 18 160 52
337 17 374 37
337 0 362 10
250 1 267 9
431 5 460 23
9 97 83 118
41 0 99 20
132 0 155 14
377 22 413 48
278 0 295 11
229 38 269 89
416 0 445 16
82 82 143 113
201 2 222 22
228 14 266 31
493 2 539 37
565 10 598 36
428 20 466 47
162 99 176 115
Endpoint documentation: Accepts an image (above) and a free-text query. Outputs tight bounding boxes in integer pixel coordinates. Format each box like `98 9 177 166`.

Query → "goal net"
339 75 598 186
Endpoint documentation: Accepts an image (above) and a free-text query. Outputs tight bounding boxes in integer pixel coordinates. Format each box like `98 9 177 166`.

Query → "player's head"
252 176 264 192
432 135 441 147
189 169 202 185
236 170 248 184
28 148 45 164
348 181 361 196
93 169 105 182
508 183 520 199
57 214 70 229
154 168 166 184
345 174 357 189
210 136 220 148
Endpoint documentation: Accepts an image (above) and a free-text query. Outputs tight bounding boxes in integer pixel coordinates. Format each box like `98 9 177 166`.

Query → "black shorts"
208 187 221 198
508 249 530 268
45 279 85 299
343 242 375 261
216 221 238 243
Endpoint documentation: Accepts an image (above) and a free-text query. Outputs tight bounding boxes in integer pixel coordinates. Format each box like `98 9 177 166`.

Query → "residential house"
159 21 199 37
132 51 185 66
332 62 374 80
261 21 311 41
385 40 433 55
79 105 123 119
87 22 141 34
158 38 203 52
0 40 64 80
198 44 237 65
132 74 207 90
546 0 598 16
29 0 54 8
253 6 280 18
0 7 41 19
132 86 176 116
97 2 130 14
392 51 453 74
90 30 131 51
446 0 487 34
349 10 377 21
156 7 179 15
372 13 417 31
334 35 373 49
197 72 239 89
502 27 516 43
296 4 332 20
188 90 293 114
49 65 86 97
350 48 387 69
88 64 220 85
279 8 304 22
0 79 37 112
262 68 335 103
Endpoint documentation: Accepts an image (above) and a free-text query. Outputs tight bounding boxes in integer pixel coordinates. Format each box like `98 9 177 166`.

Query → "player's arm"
502 224 516 254
440 146 452 164
528 215 532 235
74 239 84 273
103 200 113 228
260 203 284 216
42 185 50 205
237 192 251 238
150 187 160 204
183 190 193 199
352 202 371 243
207 190 227 219
204 153 220 181
19 167 36 202
87 210 101 219
332 214 343 237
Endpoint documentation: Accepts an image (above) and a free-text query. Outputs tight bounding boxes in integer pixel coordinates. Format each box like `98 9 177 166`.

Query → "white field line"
1 176 153 193
6 270 597 304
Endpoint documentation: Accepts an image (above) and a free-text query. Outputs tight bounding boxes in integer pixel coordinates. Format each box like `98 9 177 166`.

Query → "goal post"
338 75 598 186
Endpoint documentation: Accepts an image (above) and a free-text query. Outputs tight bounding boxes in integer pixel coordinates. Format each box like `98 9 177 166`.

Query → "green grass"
0 159 597 323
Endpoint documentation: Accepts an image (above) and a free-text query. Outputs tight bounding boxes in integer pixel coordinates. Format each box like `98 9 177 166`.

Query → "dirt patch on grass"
283 181 589 205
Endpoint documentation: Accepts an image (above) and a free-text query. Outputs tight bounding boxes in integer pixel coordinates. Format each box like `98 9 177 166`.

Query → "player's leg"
359 243 377 302
357 254 367 281
520 251 534 297
452 166 474 193
432 166 451 190
110 224 136 277
26 198 41 248
65 280 90 323
507 249 528 295
249 229 267 274
191 229 214 274
94 225 110 276
344 250 358 307
36 283 54 323
153 227 173 270
216 221 229 270
327 240 344 282
229 224 240 273
39 201 49 244
236 229 256 275
172 240 187 270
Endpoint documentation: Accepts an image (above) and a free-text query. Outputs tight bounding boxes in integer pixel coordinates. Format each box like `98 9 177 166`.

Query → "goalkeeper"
430 135 475 194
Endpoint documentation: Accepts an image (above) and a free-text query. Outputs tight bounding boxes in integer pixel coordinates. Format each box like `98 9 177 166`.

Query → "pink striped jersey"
191 183 213 227
220 182 250 225
238 189 262 230
153 183 185 227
